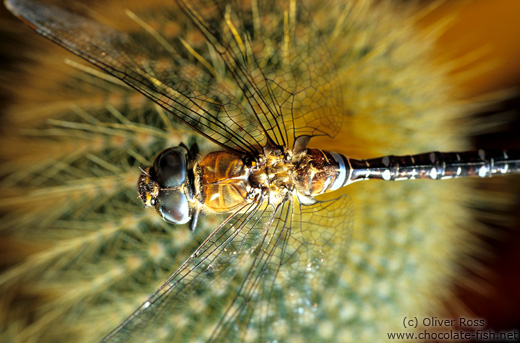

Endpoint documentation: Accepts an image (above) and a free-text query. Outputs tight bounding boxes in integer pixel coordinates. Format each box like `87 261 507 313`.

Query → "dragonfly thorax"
252 147 296 207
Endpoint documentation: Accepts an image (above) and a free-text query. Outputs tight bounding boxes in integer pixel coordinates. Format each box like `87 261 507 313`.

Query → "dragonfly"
5 0 520 342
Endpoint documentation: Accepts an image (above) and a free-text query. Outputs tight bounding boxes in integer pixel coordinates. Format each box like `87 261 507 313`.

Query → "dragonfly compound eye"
153 147 188 188
155 190 191 224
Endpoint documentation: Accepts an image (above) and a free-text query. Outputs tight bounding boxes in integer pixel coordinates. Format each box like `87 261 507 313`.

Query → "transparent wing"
101 195 352 343
175 0 345 149
5 0 344 155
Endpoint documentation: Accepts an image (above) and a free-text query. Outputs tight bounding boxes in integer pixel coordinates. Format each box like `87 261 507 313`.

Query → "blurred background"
419 1 520 337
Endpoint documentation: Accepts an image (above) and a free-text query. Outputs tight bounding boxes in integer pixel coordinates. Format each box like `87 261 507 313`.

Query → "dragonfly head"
137 146 195 225
137 166 159 207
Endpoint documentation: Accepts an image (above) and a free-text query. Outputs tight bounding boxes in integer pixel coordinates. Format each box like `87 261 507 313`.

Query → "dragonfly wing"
177 0 345 149
6 0 344 154
207 194 354 342
100 200 271 342
4 0 259 155
101 195 352 343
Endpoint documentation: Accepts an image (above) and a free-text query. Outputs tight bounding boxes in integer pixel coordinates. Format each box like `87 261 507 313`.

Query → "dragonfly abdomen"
295 149 350 196
346 150 520 184
303 149 520 197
